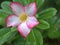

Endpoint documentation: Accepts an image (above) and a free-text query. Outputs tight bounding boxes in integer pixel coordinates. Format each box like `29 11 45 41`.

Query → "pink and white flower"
6 2 39 38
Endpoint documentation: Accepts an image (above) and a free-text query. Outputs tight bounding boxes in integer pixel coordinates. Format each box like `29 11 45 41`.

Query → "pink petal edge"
30 2 37 16
18 26 29 38
17 22 31 38
26 16 39 29
6 14 19 27
6 15 12 27
25 2 37 16
10 2 25 16
10 2 25 10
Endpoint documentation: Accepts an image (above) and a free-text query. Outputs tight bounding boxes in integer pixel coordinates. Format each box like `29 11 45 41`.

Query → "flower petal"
25 2 37 16
10 2 24 16
18 22 31 38
27 16 39 29
6 14 20 27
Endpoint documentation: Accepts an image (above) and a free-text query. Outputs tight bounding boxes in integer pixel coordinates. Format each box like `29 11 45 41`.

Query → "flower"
6 2 39 38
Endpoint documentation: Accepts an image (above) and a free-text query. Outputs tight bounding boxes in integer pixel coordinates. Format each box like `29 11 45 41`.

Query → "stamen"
20 13 27 22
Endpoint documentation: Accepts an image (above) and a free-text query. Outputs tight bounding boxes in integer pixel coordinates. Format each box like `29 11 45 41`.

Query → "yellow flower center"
20 13 27 22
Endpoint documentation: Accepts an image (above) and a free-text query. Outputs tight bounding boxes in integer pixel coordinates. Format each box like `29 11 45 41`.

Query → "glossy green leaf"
0 28 10 37
0 9 9 25
0 1 13 25
1 1 12 14
55 19 60 27
7 28 17 43
26 29 43 45
46 16 58 25
12 33 25 45
0 27 17 45
0 9 9 17
37 20 50 30
46 16 60 39
0 17 5 25
35 0 44 9
38 8 57 19
47 26 60 39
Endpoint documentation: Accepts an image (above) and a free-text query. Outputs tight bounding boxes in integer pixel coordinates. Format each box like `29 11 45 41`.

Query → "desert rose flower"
6 2 39 38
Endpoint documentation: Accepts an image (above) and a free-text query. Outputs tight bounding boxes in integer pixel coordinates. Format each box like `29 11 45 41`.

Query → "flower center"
20 13 27 22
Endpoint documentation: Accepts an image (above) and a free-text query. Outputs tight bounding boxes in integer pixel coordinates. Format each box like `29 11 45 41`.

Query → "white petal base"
18 22 31 38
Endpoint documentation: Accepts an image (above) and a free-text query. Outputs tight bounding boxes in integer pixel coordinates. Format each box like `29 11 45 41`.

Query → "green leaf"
0 9 9 25
46 16 58 25
12 33 25 45
0 27 17 45
37 20 50 30
0 1 13 25
7 32 17 43
35 0 44 9
0 28 10 37
38 8 57 19
26 29 43 45
46 17 60 39
0 9 9 17
47 26 60 39
55 19 60 28
1 1 12 14
0 17 5 25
